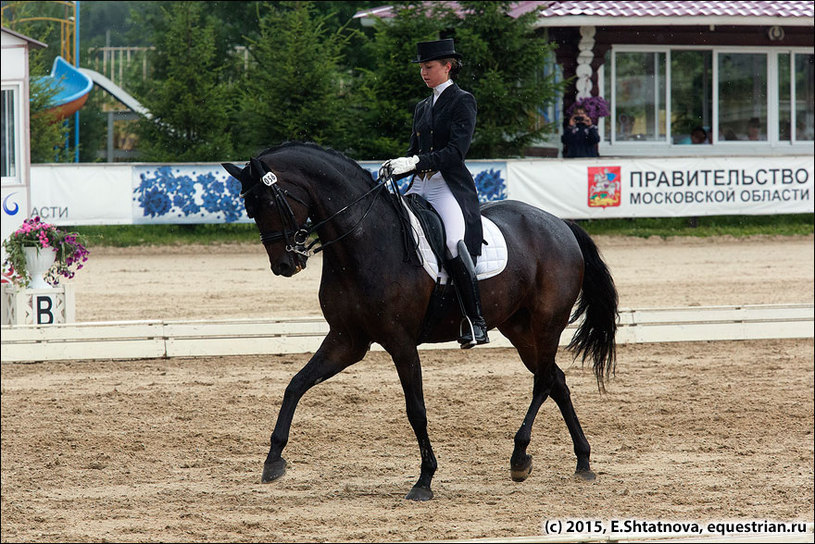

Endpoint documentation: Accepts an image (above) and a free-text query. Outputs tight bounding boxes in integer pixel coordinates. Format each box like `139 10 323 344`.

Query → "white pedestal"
1 284 75 325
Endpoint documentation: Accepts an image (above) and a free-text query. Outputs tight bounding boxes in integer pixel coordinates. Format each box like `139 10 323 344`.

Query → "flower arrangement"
567 96 610 124
2 216 89 287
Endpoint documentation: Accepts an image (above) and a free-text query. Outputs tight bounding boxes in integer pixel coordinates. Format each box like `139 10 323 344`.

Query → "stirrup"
458 316 489 349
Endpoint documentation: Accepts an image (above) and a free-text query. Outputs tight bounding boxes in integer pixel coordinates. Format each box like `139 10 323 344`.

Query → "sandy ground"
1 235 813 542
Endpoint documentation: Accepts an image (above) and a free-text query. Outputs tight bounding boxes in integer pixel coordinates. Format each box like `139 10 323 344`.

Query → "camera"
574 115 585 122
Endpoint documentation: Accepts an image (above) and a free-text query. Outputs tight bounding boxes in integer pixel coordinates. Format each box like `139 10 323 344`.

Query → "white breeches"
406 172 465 258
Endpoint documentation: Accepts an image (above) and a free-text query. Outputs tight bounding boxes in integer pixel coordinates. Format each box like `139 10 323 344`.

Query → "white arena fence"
1 303 812 364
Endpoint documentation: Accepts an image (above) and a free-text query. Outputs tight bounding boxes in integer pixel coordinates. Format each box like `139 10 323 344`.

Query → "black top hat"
411 38 462 63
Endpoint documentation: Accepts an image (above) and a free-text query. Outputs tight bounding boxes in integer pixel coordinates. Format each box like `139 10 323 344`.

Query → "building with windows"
355 1 814 158
2 26 45 250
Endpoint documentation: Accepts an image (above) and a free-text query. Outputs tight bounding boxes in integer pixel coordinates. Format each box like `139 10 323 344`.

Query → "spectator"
747 117 763 140
691 126 709 144
562 106 600 158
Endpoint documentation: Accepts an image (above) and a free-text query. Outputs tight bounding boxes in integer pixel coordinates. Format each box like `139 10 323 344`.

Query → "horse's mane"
256 141 375 185
256 141 419 266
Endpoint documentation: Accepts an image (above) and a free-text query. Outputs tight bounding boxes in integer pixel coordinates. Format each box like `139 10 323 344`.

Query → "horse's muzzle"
271 254 307 277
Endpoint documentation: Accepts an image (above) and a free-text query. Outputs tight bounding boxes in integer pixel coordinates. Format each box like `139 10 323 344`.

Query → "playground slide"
35 56 93 119
78 67 151 119
33 56 152 120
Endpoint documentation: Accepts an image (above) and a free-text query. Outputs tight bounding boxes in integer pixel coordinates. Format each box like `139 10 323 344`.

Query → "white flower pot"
23 246 57 289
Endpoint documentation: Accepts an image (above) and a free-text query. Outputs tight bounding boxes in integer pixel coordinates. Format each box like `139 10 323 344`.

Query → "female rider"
383 38 488 348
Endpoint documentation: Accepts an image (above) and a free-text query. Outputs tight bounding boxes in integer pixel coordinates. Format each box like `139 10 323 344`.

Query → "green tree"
233 1 352 156
28 53 72 163
76 88 110 162
347 2 449 160
3 1 74 161
452 1 563 157
351 1 562 159
133 1 234 162
80 1 160 50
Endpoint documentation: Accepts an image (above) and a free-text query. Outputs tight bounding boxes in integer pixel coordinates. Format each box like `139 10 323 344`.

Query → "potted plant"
567 96 610 124
2 216 89 288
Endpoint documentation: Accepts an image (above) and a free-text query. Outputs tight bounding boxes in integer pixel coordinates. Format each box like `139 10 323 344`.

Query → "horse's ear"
249 157 269 179
222 162 246 182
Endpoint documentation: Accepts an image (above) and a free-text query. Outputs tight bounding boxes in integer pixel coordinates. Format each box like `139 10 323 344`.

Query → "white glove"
385 156 419 176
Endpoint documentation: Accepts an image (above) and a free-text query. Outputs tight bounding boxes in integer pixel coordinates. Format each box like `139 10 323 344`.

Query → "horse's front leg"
387 343 437 501
263 330 368 483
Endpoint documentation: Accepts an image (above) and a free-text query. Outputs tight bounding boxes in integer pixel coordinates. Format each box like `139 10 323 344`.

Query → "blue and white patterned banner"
132 165 249 224
358 160 508 203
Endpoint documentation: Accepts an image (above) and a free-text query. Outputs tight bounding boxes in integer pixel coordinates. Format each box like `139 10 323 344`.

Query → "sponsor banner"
1 186 26 235
1 186 28 278
509 156 814 219
29 164 132 225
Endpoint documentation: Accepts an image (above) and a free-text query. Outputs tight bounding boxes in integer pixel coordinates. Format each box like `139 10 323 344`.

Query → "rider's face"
420 60 451 89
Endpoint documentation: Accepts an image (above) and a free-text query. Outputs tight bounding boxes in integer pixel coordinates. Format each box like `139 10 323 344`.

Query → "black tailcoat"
405 83 482 257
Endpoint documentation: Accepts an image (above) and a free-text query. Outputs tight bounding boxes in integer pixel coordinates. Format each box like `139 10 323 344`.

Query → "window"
717 53 767 142
604 46 813 150
1 86 20 181
613 52 666 142
794 53 814 141
778 53 791 141
671 50 712 144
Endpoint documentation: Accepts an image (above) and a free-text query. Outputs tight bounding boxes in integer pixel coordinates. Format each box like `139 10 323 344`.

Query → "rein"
242 165 394 257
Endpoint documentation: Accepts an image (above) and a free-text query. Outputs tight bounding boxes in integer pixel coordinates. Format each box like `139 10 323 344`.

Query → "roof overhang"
353 3 814 29
531 15 815 28
1 26 47 48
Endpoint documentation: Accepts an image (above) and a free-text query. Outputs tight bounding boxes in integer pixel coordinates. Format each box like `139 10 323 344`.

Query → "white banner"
509 155 814 219
28 155 813 226
30 164 132 225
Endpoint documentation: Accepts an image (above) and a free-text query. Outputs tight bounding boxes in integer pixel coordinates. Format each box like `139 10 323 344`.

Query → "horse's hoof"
574 468 596 481
405 486 434 501
511 456 533 482
262 458 287 483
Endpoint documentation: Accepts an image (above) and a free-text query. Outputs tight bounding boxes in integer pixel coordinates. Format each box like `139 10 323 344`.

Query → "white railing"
87 46 154 87
2 303 812 363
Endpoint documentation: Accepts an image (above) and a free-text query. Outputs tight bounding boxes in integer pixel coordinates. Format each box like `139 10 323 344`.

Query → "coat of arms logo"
588 166 621 208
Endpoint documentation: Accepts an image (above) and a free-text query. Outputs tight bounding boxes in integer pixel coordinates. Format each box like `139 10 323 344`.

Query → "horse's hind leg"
262 330 367 483
504 316 594 482
549 364 595 481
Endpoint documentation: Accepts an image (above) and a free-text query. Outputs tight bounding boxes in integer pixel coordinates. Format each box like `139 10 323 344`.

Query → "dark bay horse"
222 142 618 501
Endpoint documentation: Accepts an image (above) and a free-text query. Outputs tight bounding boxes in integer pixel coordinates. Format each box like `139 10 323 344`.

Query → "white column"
575 26 596 100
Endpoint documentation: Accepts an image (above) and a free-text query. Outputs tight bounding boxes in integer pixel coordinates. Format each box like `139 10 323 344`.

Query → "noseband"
241 167 389 258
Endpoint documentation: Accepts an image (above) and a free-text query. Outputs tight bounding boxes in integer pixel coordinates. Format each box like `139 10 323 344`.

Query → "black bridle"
241 164 393 258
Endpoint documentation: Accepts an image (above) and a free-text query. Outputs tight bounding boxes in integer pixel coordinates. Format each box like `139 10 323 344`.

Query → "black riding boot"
446 249 489 349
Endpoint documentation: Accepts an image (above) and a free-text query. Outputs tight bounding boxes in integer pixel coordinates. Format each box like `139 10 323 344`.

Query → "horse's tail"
564 220 619 391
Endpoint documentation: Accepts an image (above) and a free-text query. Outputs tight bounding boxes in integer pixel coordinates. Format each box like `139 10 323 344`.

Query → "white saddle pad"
404 200 508 284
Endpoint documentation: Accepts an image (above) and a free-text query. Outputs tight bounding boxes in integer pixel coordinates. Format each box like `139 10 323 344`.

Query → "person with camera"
561 105 600 158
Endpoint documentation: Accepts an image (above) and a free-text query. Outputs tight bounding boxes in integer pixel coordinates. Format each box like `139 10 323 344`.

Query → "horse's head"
222 157 310 277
